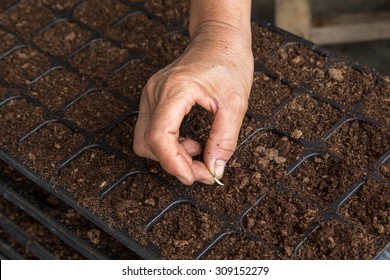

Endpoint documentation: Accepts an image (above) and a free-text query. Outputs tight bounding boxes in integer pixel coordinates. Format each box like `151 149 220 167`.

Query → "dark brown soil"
28 68 87 111
286 153 366 206
298 220 383 259
204 234 280 260
33 20 91 57
275 94 342 140
0 47 50 85
0 29 17 54
63 90 128 132
144 0 190 23
71 40 128 79
106 13 166 50
265 44 328 87
309 64 377 106
339 179 389 237
104 114 138 157
148 203 221 259
251 24 284 63
100 173 174 242
0 99 45 150
57 148 128 212
326 120 390 170
39 0 80 10
244 189 318 258
360 82 390 126
105 61 156 100
381 161 390 181
0 0 54 39
0 86 8 100
233 130 304 187
248 72 292 117
73 0 129 31
15 122 84 180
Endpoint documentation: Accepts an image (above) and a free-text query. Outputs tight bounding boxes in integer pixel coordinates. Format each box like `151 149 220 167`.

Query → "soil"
298 220 384 259
147 203 221 259
339 179 389 237
381 161 390 181
244 188 319 258
326 120 390 170
0 0 389 260
308 64 377 106
0 47 50 85
251 24 284 63
28 68 87 112
0 29 17 55
204 234 280 260
105 61 157 101
248 72 292 118
106 13 167 50
70 40 128 79
73 0 129 31
286 152 366 207
33 20 91 57
265 44 329 87
275 94 342 140
360 82 390 126
63 89 128 132
0 0 55 39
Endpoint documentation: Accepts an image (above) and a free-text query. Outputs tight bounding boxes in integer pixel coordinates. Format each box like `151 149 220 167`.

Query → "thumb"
203 101 246 179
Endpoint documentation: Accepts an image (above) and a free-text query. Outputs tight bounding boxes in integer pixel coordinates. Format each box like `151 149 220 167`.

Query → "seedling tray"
0 0 389 259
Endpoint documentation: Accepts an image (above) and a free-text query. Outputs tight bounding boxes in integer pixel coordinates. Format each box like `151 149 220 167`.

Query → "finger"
203 99 247 179
133 88 158 161
192 160 215 184
145 95 197 184
179 138 202 157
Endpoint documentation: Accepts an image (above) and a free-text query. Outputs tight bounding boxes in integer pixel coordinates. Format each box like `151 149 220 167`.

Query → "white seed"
214 177 224 186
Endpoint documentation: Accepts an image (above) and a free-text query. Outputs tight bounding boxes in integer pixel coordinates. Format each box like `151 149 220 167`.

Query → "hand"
133 24 254 185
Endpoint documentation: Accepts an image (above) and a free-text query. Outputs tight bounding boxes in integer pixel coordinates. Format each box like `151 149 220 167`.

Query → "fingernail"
214 160 226 179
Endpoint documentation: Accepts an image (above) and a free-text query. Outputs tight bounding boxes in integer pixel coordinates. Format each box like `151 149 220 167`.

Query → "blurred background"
252 0 390 74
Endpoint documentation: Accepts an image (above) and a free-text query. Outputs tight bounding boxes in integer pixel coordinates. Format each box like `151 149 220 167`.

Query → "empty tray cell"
39 0 80 10
275 94 342 140
0 29 17 55
105 61 156 100
63 90 128 132
239 116 266 141
0 86 8 101
309 64 377 106
193 163 268 217
244 189 318 258
233 130 304 187
58 148 128 212
146 32 190 66
104 114 138 157
326 120 390 170
0 99 44 150
360 82 390 126
106 13 166 50
144 0 190 23
339 179 389 237
0 0 54 39
74 0 129 31
16 122 84 180
28 68 87 111
265 44 328 87
33 20 91 57
100 173 174 241
297 220 383 259
0 47 50 85
251 24 284 63
286 153 364 207
71 40 128 79
204 234 279 260
380 161 390 181
248 72 292 118
147 203 220 259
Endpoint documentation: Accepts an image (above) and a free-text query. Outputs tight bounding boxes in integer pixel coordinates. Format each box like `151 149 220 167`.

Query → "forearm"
189 0 252 43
